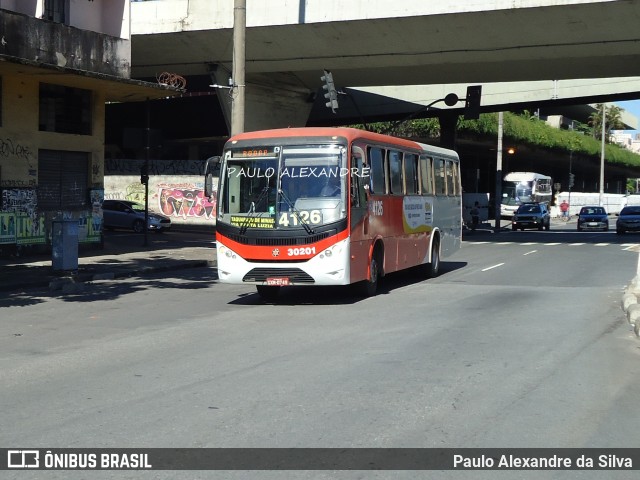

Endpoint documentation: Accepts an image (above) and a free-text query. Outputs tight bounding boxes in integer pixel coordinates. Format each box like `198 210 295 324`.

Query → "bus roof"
226 127 459 159
504 171 551 182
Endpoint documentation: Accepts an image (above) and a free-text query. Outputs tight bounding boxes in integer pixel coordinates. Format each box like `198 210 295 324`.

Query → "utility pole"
143 99 150 247
568 149 574 213
599 103 606 206
231 0 246 135
494 112 503 232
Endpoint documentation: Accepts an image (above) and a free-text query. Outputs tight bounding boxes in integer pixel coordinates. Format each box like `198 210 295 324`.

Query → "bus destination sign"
230 147 279 158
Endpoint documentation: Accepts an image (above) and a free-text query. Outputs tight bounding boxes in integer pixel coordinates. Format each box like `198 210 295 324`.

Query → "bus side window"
368 147 386 194
404 154 418 195
434 158 446 195
420 155 434 195
450 160 461 195
388 150 403 195
445 160 456 196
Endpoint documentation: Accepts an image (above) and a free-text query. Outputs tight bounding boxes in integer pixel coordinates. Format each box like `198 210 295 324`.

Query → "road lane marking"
482 263 505 272
594 243 609 246
523 250 537 255
569 243 585 246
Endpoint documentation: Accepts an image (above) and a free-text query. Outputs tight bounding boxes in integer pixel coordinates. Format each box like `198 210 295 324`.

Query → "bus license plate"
266 277 290 286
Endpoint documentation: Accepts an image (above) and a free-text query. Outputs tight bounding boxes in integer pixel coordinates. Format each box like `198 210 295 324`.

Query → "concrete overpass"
130 0 640 131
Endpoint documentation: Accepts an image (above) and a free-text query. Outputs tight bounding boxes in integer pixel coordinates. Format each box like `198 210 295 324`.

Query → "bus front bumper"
216 238 351 287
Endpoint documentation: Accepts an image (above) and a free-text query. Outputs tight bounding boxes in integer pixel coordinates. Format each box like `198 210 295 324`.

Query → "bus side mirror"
203 156 220 199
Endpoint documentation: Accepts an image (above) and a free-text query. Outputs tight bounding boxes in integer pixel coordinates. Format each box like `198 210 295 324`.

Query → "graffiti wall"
104 158 217 227
103 175 217 226
0 189 45 245
0 187 103 249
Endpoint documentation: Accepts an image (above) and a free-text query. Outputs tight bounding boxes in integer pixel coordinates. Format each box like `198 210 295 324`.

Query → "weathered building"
0 0 176 253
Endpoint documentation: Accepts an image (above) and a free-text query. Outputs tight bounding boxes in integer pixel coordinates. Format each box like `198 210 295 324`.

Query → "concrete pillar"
439 111 458 150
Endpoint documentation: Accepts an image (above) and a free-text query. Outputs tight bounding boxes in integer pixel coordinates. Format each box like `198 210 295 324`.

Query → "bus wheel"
424 239 440 278
256 285 280 302
357 254 380 297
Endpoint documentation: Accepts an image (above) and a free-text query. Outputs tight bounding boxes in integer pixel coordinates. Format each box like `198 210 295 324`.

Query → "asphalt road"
1 228 640 480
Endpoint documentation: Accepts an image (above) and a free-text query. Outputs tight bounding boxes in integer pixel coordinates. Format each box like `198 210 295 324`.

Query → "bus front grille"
243 268 315 284
225 230 335 246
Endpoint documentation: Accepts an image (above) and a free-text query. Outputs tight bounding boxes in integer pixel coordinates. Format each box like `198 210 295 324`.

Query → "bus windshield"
219 144 347 230
514 181 534 202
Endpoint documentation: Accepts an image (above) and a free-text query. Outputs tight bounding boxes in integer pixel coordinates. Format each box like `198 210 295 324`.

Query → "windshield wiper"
277 189 314 235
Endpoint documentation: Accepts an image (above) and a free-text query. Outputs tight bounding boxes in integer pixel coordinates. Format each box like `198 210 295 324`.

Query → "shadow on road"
229 261 469 306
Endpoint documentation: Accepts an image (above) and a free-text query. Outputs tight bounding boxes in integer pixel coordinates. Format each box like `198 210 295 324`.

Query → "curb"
621 277 640 338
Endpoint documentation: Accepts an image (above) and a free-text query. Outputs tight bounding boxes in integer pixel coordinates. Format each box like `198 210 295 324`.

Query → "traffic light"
464 85 482 120
140 164 149 185
321 70 339 113
569 173 575 188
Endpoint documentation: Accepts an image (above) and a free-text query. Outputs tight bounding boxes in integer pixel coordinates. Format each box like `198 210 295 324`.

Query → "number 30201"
287 247 316 257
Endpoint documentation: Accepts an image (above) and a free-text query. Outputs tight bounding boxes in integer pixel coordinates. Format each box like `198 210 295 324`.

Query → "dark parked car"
577 206 608 231
512 203 550 231
102 200 171 233
616 205 640 234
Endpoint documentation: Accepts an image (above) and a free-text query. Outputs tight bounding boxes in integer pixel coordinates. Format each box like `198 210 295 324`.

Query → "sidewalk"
0 230 217 294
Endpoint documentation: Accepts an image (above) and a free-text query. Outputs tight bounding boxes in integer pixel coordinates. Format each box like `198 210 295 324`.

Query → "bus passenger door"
350 146 368 235
349 145 370 283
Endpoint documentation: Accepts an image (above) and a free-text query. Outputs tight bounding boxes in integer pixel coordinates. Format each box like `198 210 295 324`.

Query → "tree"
588 104 625 142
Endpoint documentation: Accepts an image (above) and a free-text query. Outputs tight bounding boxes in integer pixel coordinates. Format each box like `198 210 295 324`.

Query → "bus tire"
356 251 380 297
256 285 280 302
424 238 440 278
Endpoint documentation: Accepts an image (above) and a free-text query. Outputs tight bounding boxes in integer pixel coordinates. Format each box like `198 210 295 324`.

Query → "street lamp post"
495 111 503 232
599 103 606 206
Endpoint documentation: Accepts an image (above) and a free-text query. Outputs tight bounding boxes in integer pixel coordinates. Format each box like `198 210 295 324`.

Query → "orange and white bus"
204 127 462 300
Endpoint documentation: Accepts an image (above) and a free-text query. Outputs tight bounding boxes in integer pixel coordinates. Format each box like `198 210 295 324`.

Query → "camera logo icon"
8 450 39 468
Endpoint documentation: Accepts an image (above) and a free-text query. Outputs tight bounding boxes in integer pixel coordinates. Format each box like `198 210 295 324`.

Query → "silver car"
616 206 640 235
102 200 171 233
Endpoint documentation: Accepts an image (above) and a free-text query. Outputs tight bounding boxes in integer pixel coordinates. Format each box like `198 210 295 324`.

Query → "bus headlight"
319 240 345 259
219 245 237 259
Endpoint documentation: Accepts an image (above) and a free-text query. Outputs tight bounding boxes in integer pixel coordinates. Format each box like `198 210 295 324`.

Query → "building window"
38 150 89 210
39 84 92 135
44 0 69 24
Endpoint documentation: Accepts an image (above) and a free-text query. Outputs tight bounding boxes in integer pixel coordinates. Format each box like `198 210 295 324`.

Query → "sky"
614 100 640 137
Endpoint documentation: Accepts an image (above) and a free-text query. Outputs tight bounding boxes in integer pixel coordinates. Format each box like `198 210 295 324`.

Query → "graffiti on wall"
158 183 217 220
0 188 45 244
104 177 217 224
0 212 16 244
0 136 37 187
0 212 46 245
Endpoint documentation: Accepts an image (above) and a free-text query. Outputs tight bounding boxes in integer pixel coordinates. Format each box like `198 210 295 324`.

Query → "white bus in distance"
501 172 552 217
